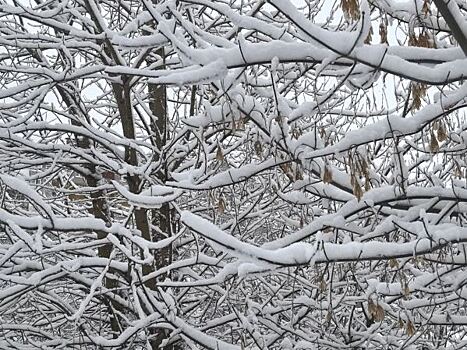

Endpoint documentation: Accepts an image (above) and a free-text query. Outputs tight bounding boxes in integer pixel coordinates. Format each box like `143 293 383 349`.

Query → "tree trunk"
148 45 178 349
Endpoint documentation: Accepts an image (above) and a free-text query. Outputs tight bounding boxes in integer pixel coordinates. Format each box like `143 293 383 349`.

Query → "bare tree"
0 0 466 349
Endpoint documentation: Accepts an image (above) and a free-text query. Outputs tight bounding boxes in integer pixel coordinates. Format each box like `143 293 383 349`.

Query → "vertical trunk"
149 47 172 272
112 81 155 288
55 83 123 337
86 2 173 346
148 46 177 349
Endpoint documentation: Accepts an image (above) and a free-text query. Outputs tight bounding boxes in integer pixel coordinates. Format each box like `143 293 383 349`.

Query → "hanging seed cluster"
408 30 434 49
368 298 385 322
411 82 427 110
348 153 371 201
408 28 434 110
341 0 360 21
422 0 432 15
364 26 373 44
379 20 388 44
429 121 448 153
322 165 333 184
280 162 303 182
216 143 224 161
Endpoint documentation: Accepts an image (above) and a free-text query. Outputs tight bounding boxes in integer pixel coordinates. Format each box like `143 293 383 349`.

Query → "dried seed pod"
295 166 304 181
279 163 290 174
412 83 427 110
353 181 363 201
291 127 302 139
208 191 215 203
341 0 360 21
422 0 431 15
218 197 226 214
360 158 369 177
280 163 294 181
429 131 439 153
403 283 410 297
455 164 463 178
437 122 448 142
216 144 224 161
231 120 236 133
364 175 371 191
319 127 326 139
319 278 327 292
254 140 262 158
322 166 333 184
406 320 416 336
409 30 434 48
379 22 388 44
399 318 405 329
365 26 373 44
389 258 399 268
418 31 429 48
374 304 385 322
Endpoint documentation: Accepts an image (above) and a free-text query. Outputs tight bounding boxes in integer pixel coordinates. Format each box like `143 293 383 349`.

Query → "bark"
148 46 178 349
432 0 467 56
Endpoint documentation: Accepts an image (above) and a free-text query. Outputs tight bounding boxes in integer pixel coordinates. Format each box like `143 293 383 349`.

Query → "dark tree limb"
433 0 467 56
